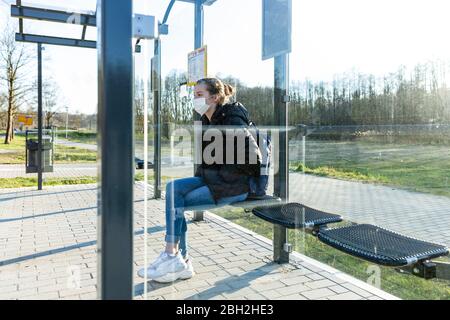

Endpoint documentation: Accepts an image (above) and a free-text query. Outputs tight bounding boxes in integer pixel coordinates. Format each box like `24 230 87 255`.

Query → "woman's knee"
165 177 186 192
165 179 176 193
184 186 215 209
166 177 203 194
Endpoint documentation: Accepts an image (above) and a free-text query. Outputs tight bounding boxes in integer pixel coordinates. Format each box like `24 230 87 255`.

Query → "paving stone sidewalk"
0 183 397 300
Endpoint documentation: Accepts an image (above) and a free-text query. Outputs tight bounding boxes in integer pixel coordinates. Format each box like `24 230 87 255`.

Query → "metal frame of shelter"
9 0 292 299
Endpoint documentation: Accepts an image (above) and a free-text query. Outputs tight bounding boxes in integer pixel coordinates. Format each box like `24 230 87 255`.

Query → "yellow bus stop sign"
18 114 33 126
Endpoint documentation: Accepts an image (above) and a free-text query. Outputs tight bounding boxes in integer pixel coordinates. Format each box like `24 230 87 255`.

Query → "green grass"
293 163 390 184
54 145 96 163
0 176 98 188
134 172 178 186
0 135 26 163
56 130 97 145
0 172 178 189
55 130 174 146
290 138 450 197
211 206 450 300
0 135 97 164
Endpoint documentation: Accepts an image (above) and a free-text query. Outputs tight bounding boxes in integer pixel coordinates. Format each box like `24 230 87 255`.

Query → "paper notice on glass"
188 46 207 86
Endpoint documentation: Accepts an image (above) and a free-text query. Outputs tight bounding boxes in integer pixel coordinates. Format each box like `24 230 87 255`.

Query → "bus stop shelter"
8 0 449 301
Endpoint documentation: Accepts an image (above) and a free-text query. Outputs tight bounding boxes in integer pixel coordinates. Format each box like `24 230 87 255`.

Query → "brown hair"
196 78 236 105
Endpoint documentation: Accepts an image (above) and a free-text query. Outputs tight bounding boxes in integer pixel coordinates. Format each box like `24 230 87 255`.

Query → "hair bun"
224 83 235 97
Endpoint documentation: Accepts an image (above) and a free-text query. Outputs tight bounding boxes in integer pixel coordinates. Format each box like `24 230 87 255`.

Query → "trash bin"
297 124 308 137
162 122 175 140
26 137 54 173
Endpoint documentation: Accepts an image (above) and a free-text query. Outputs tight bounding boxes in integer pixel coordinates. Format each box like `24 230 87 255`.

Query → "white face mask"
193 97 210 116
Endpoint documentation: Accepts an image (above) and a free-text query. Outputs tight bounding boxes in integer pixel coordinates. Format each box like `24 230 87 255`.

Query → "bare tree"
0 93 6 128
0 23 32 144
44 86 59 128
31 78 60 128
134 79 145 134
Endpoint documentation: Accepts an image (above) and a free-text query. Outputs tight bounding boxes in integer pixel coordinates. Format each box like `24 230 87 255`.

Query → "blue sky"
1 0 450 114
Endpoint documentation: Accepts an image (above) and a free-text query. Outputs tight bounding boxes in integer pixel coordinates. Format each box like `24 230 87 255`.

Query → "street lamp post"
37 43 43 191
65 106 69 139
192 0 205 221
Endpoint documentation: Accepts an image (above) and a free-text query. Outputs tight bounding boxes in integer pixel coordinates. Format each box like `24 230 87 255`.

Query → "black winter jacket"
195 102 262 203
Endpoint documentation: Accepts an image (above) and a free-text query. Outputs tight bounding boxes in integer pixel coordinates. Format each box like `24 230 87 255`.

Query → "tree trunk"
4 105 13 144
4 73 15 144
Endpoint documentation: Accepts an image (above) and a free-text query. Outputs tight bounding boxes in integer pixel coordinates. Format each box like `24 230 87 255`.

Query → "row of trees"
136 61 450 129
3 22 449 140
288 62 450 126
0 108 97 132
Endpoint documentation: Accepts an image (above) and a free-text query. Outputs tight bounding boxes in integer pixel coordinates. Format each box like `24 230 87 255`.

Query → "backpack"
236 105 272 199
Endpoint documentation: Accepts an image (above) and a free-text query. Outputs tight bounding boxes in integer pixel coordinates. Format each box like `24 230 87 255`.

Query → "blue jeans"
165 176 248 258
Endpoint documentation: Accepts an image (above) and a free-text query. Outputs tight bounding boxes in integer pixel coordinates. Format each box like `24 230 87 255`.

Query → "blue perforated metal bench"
250 202 449 280
252 202 342 230
318 224 449 267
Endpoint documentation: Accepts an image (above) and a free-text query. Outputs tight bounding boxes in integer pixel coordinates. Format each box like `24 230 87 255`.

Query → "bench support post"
399 260 450 280
273 53 290 263
274 225 290 263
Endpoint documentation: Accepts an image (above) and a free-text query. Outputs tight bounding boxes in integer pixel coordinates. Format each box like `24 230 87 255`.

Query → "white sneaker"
137 252 172 278
183 258 195 279
150 252 194 283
